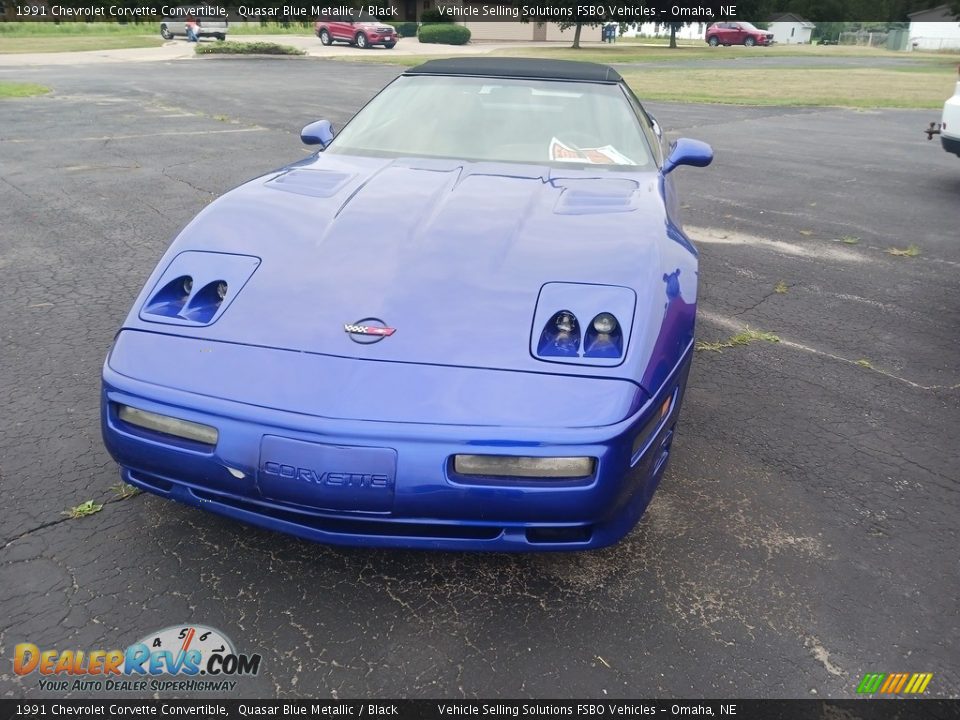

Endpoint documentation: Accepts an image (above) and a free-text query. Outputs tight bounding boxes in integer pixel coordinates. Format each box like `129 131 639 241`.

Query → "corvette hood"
129 154 690 383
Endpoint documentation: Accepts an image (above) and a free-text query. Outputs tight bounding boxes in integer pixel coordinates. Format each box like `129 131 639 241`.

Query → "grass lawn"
619 66 957 108
338 44 959 109
339 43 960 69
0 21 313 52
0 35 163 53
0 21 149 35
0 81 50 97
489 43 930 63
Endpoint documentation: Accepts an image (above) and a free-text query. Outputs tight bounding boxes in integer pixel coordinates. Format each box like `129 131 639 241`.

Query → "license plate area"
258 436 396 512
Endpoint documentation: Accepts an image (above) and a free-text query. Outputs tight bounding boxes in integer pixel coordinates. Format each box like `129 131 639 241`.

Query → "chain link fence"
838 30 889 47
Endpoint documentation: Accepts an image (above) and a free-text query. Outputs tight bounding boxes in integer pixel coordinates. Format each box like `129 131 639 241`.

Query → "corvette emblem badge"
344 318 395 344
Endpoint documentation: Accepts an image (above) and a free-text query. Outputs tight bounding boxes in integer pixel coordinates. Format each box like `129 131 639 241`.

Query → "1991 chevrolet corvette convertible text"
101 58 713 551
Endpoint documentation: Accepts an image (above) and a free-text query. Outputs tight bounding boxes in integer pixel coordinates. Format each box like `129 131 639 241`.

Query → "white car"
926 65 960 158
160 11 228 41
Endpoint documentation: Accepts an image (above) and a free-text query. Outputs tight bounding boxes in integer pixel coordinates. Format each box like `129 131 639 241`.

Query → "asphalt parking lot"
1 56 958 699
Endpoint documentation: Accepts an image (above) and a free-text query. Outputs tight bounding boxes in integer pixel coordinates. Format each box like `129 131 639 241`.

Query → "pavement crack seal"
698 310 960 392
161 165 215 197
2 492 144 550
0 174 34 200
732 288 785 318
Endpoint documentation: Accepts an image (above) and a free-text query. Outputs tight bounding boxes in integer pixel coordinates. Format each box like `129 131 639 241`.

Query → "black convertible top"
404 57 623 83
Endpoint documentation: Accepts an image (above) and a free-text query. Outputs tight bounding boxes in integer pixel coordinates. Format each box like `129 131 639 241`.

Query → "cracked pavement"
0 58 957 699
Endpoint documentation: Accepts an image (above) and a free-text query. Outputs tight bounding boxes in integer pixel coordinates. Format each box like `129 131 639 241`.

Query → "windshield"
739 22 760 31
326 75 653 169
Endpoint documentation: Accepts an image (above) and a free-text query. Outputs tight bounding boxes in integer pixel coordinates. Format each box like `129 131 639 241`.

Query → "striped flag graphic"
856 672 933 694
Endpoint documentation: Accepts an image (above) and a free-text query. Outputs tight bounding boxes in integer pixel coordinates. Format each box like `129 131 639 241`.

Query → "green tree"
534 0 642 48
813 21 849 40
655 22 690 48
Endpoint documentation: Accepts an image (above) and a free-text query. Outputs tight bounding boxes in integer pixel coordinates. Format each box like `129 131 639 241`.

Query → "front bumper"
101 333 692 551
942 133 960 157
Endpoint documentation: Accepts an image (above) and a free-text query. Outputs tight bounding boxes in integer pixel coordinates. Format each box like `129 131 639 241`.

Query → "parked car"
924 65 960 158
160 10 228 41
314 14 396 49
705 21 774 46
101 58 713 551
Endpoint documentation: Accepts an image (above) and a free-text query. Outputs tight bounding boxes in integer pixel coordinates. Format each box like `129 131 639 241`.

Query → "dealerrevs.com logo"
14 624 261 693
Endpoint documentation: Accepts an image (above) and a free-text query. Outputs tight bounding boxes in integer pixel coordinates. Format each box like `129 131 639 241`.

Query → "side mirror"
301 119 335 148
662 138 713 176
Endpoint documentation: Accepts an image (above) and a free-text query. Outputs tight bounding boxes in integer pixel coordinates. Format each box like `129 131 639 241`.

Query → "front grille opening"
525 526 593 544
191 489 503 541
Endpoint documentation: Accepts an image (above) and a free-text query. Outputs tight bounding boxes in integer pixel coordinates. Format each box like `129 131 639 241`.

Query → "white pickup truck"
160 10 228 41
926 65 960 158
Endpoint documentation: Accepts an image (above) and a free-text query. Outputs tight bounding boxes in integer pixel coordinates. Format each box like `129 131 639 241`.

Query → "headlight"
117 405 218 446
584 312 623 358
555 311 577 333
453 455 595 479
538 310 581 357
592 312 618 334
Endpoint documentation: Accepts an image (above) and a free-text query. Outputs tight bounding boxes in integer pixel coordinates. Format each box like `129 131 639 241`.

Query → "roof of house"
907 4 959 20
405 58 623 83
768 13 816 28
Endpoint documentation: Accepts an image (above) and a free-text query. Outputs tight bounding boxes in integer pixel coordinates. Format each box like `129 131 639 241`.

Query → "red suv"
705 22 774 47
315 14 397 49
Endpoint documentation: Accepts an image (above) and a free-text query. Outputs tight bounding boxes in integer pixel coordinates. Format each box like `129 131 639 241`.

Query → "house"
908 5 960 51
625 23 709 41
413 0 601 42
457 22 601 42
767 13 815 44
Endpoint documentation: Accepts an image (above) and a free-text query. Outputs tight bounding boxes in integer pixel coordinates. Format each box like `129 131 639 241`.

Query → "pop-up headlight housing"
531 283 636 366
139 251 260 327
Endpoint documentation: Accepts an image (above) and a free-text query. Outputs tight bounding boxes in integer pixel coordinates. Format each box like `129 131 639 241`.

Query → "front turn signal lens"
118 405 219 446
453 455 595 479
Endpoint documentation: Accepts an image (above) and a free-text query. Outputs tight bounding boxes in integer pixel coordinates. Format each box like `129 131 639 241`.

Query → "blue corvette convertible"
101 58 713 551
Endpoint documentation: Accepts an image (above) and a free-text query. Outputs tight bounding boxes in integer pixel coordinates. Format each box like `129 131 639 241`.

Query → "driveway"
0 35 567 66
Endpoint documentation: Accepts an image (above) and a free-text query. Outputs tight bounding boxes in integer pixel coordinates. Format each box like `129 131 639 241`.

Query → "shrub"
418 23 470 45
394 21 419 38
195 41 306 55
